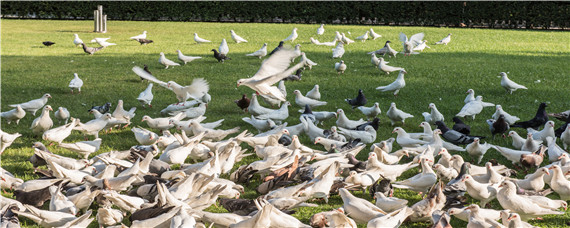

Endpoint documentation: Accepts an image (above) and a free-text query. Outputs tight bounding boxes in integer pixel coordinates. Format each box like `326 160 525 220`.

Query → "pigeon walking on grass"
42 41 55 47
193 33 211 44
246 43 267 59
499 72 527 94
335 60 347 74
68 73 83 94
10 93 52 116
211 49 230 63
159 52 180 69
376 69 407 95
230 30 248 43
435 33 452 45
176 50 202 65
345 89 367 109
435 121 484 145
81 43 104 55
512 102 548 129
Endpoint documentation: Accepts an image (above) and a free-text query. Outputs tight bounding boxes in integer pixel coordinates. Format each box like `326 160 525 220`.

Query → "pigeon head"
499 72 508 77
159 52 165 56
44 105 53 112
211 49 218 53
236 79 246 87
539 102 548 109
466 89 474 94
434 121 449 132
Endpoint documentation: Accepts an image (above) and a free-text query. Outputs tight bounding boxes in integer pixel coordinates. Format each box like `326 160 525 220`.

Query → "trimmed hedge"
2 1 569 29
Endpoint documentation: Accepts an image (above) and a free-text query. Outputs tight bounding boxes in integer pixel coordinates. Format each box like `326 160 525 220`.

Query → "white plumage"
193 33 211 44
376 69 407 95
230 30 248 43
177 50 202 65
68 73 83 94
499 72 527 94
246 43 268 59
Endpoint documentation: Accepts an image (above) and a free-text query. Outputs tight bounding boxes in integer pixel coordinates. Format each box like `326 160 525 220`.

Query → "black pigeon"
345 154 366 172
435 121 484 145
234 94 250 112
452 117 470 135
130 205 175 222
549 109 570 122
443 162 470 209
369 175 393 198
283 68 303 81
345 89 367 109
300 105 316 123
89 102 112 114
81 43 104 55
30 142 51 167
512 102 548 129
139 64 151 81
555 119 569 138
355 117 380 131
278 134 292 146
42 41 55 47
211 49 230 63
218 198 257 216
137 38 154 45
488 115 510 139
269 41 284 55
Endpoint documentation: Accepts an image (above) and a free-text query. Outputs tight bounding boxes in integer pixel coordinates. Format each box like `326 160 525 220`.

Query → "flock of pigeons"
1 23 570 228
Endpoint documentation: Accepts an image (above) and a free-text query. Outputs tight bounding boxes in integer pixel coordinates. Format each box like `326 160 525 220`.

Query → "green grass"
1 19 570 227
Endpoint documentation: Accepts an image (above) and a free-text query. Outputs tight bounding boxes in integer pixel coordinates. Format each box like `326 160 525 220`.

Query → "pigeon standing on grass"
130 31 147 40
269 41 284 55
42 41 55 47
211 49 230 63
386 102 414 126
176 50 202 65
193 33 211 44
137 39 153 45
90 37 116 47
435 121 484 144
219 39 229 55
305 85 321 100
158 52 180 69
1 105 26 125
10 93 52 116
435 33 452 45
378 58 404 74
230 30 248 43
283 28 298 42
54 107 70 124
81 43 104 55
357 102 381 120
30 105 53 135
73 34 83 47
487 115 510 139
368 41 398 58
234 94 250 112
246 43 267 59
512 102 548 129
356 31 369 42
335 60 347 74
369 28 382 40
456 96 485 120
137 83 154 108
376 69 407 96
345 89 367 109
68 73 83 94
499 72 527 94
317 24 325 35
332 42 345 58
452 117 470 135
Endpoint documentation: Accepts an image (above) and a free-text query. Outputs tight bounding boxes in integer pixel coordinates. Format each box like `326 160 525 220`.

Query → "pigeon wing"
250 49 298 81
132 66 169 89
409 33 425 46
182 78 209 101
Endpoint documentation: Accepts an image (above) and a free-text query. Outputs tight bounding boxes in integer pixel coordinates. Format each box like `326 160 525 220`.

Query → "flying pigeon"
159 52 180 69
499 72 527 94
68 73 83 94
399 32 424 56
193 33 211 44
345 89 367 109
230 30 248 43
376 69 407 95
132 66 209 104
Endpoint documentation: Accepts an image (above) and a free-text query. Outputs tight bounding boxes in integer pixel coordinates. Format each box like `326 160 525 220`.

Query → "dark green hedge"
2 1 569 29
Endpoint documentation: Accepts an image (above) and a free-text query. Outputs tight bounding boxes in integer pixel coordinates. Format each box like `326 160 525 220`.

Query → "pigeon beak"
48 107 53 111
391 129 396 133
314 140 317 145
549 167 555 170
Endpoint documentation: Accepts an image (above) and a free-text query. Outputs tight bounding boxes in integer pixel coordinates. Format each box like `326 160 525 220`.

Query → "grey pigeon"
89 103 111 114
81 43 104 55
300 104 316 123
435 121 484 145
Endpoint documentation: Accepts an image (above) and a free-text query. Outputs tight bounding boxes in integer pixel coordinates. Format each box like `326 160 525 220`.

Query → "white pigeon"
393 158 437 193
132 66 209 103
341 33 355 45
310 37 337 46
1 105 26 124
376 69 407 95
305 85 321 100
422 103 445 124
334 31 343 42
68 73 83 94
386 102 414 126
176 50 202 65
242 115 276 133
466 138 493 164
332 42 345 58
367 41 398 58
0 130 22 154
230 30 248 43
413 40 431 51
527 121 555 141
130 31 147 40
169 103 207 119
257 102 290 123
338 125 377 144
112 100 136 127
336 109 367 130
158 52 181 69
492 105 520 125
393 127 428 147
59 138 102 159
248 93 274 116
219 38 229 55
562 125 570 150
246 43 268 59
456 96 484 120
369 28 382 40
399 32 424 56
499 72 527 94
292 44 302 61
435 33 452 45
357 102 381 120
131 126 159 145
193 33 211 44
378 57 404 74
237 49 305 102
90 37 116 47
30 105 54 135
371 53 381 66
74 113 112 138
464 89 475 103
356 31 369 42
338 188 386 224
73 34 83 47
294 90 327 108
335 60 347 74
10 93 52 116
316 24 325 35
283 28 298 42
42 118 79 144
54 107 70 124
137 83 154 108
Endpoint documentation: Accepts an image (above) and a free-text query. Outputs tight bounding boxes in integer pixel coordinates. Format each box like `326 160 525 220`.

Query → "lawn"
1 19 569 227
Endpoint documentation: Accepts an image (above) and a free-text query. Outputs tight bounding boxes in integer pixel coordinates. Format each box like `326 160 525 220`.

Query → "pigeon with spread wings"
237 49 305 102
132 66 209 104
